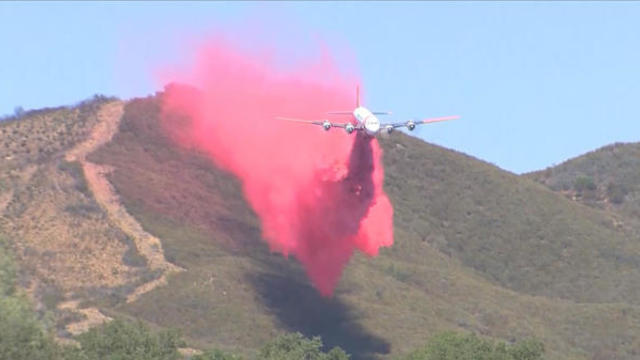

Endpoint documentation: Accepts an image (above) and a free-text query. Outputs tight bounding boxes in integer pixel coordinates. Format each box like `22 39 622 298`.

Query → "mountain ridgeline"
2 94 640 359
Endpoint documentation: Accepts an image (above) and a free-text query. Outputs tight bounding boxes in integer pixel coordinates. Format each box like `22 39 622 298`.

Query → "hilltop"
2 95 640 359
526 142 640 217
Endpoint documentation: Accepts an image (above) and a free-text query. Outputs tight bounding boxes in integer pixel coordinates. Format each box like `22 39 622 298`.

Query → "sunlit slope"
86 96 640 359
0 98 168 337
380 134 640 305
526 142 640 220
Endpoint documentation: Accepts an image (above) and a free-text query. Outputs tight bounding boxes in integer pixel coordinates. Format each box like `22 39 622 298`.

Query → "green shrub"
75 318 184 360
193 348 244 360
259 332 349 360
0 296 59 360
573 175 596 192
118 233 148 268
401 331 544 360
385 263 412 283
607 182 628 204
507 339 545 360
0 236 16 296
58 160 90 196
1 235 59 359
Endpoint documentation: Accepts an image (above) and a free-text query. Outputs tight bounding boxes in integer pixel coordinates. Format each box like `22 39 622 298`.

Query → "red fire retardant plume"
161 41 393 296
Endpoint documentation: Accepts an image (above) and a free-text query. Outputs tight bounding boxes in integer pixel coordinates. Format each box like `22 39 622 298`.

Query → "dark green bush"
1 236 60 360
259 332 349 360
75 318 185 360
401 331 544 360
0 296 60 360
0 236 16 296
607 182 628 204
574 175 596 192
192 348 244 360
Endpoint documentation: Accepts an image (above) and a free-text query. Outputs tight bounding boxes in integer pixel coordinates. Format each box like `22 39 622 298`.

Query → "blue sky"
2 2 640 174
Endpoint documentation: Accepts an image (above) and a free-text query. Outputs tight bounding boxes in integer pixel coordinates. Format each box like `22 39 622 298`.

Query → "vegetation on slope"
379 134 640 304
4 94 639 359
0 97 169 341
0 235 61 360
4 232 353 360
526 142 640 218
86 95 640 359
402 331 544 360
0 95 115 168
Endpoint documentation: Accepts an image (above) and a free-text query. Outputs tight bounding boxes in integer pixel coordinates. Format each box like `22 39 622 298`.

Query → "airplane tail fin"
326 85 362 115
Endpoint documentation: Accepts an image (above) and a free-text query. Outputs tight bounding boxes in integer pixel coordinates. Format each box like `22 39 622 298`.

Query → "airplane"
277 86 459 136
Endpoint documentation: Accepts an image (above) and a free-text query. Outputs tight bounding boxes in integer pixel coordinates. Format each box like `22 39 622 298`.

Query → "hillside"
525 143 640 279
0 97 181 338
3 96 640 359
526 142 640 218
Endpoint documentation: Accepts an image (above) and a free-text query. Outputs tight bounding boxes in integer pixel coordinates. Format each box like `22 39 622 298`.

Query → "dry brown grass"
0 99 181 338
0 101 104 169
66 101 183 303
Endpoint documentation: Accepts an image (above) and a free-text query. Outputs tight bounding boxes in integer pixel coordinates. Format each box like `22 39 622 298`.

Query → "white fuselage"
353 107 380 136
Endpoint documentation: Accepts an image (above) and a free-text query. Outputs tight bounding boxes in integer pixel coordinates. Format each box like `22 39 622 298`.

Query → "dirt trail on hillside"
81 161 183 302
58 299 113 336
62 101 183 334
65 101 124 164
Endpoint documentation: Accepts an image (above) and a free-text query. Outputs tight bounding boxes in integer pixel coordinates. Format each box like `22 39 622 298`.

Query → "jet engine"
322 121 332 131
406 120 416 131
385 125 394 134
345 123 355 134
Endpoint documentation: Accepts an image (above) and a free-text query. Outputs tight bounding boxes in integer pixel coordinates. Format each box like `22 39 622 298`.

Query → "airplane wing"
276 117 356 129
382 115 460 129
276 117 325 126
420 115 460 124
327 111 391 116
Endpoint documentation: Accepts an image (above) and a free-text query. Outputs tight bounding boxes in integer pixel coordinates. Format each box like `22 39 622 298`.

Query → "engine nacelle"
345 123 355 134
385 125 394 134
406 121 416 131
322 121 332 131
